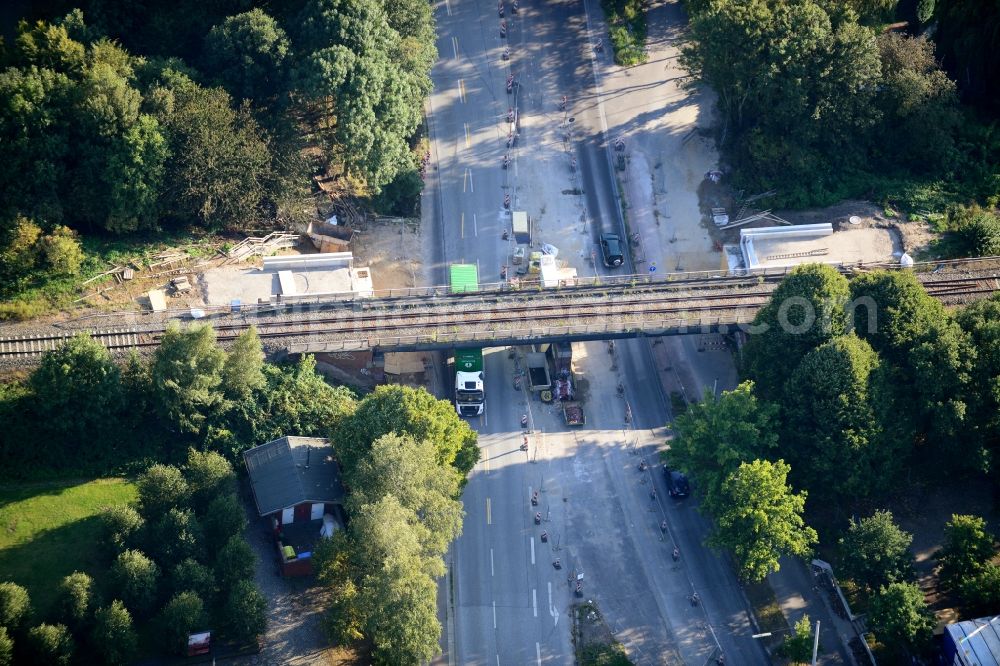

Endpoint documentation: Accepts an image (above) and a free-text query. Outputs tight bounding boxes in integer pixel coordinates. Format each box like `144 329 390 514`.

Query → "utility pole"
811 620 820 666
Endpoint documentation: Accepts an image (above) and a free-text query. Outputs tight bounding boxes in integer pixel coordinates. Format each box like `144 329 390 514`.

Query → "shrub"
24 623 74 666
0 627 12 666
214 535 256 589
185 449 235 511
954 207 1000 257
158 591 206 655
203 492 247 551
136 464 189 519
171 558 216 598
221 579 267 643
0 583 30 631
40 226 84 275
109 550 160 616
91 600 138 666
99 504 145 556
150 508 204 566
55 572 95 628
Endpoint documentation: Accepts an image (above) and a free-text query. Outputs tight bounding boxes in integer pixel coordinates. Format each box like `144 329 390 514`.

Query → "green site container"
450 264 479 293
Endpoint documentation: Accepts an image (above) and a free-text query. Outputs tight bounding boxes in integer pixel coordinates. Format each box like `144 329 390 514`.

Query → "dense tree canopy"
742 264 851 401
868 582 934 658
336 384 479 476
681 0 997 209
780 335 889 506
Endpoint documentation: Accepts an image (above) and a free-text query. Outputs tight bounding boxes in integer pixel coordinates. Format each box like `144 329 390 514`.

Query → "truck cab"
454 349 484 416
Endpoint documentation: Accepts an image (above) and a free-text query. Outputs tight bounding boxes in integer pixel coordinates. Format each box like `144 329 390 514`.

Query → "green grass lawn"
0 478 136 618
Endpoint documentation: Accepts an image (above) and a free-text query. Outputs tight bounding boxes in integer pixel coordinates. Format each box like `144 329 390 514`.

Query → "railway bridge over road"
1 258 998 363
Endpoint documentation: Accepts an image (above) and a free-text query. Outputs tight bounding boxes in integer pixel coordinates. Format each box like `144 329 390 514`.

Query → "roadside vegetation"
0 327 479 662
0 0 435 318
666 264 1000 662
601 0 647 66
680 0 1000 229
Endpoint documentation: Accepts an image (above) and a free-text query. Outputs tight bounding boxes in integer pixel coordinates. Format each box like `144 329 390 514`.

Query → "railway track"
1 274 996 360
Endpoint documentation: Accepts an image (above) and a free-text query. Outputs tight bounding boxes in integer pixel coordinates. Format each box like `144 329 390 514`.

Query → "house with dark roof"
243 436 347 576
243 436 346 527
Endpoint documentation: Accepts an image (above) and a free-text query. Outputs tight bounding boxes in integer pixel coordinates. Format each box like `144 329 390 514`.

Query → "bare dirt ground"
350 218 432 291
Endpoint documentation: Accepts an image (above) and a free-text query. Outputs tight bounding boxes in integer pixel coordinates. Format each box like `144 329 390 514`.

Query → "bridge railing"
284 313 759 353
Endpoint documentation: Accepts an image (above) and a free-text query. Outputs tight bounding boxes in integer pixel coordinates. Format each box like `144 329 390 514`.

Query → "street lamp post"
752 619 821 666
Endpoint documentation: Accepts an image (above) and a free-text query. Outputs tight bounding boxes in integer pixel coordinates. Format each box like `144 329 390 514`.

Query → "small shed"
243 436 346 528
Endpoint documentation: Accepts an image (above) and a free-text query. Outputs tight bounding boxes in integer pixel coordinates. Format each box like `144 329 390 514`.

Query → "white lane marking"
464 123 471 148
452 36 459 59
491 548 495 576
468 169 474 192
486 497 492 525
493 600 497 628
460 212 465 238
549 582 559 626
530 535 535 564
536 642 541 665
459 79 466 103
532 588 537 617
473 212 478 236
445 0 451 15
496 656 500 666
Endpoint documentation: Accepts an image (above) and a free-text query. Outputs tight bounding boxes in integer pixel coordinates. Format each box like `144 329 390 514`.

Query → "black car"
599 232 624 267
665 468 690 498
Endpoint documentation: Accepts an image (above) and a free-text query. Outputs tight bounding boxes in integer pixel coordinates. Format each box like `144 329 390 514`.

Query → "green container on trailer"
449 264 479 293
455 348 483 373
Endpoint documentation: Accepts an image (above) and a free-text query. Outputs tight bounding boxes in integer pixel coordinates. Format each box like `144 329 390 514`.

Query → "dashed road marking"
486 497 492 525
532 588 537 617
459 79 466 103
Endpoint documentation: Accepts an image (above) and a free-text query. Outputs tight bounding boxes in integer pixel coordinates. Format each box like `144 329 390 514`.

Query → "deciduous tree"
777 614 815 665
664 381 778 510
202 492 247 551
781 335 888 506
185 448 235 510
0 582 30 631
710 459 817 581
136 464 189 519
221 326 265 400
30 334 123 452
99 504 145 556
109 550 160 616
24 623 74 666
0 627 12 666
346 433 463 559
90 600 137 666
158 591 205 655
336 384 478 477
151 508 204 566
214 535 256 589
742 264 851 401
937 514 995 591
869 582 934 657
151 324 226 435
170 558 215 598
838 510 913 593
204 10 291 102
55 572 95 628
221 580 267 643
152 71 272 230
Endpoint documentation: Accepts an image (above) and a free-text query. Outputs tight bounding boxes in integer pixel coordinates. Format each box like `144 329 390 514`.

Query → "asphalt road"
426 0 769 663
